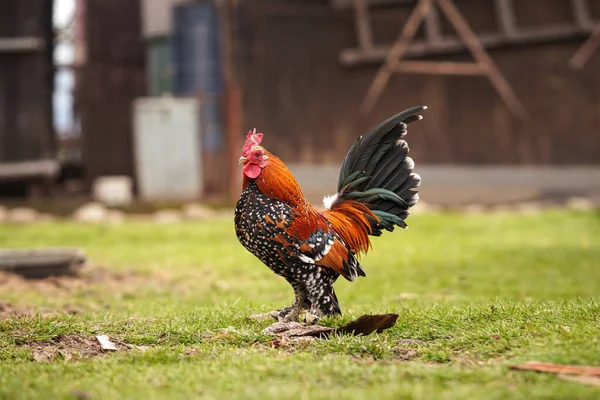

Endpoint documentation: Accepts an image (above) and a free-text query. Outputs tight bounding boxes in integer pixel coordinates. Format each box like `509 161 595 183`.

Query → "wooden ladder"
333 0 597 119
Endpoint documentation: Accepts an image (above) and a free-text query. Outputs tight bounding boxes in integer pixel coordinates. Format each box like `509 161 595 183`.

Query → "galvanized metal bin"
133 97 203 200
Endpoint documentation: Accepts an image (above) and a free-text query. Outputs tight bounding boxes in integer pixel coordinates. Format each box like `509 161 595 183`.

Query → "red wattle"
243 163 262 179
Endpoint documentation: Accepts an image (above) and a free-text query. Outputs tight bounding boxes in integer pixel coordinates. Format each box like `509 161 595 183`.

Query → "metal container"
133 97 203 200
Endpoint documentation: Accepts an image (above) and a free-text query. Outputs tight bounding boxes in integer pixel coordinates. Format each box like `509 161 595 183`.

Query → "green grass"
1 209 599 399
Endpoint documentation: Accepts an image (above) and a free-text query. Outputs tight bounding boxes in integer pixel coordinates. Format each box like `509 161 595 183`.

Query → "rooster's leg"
279 285 308 323
278 282 311 322
282 289 306 323
305 271 342 319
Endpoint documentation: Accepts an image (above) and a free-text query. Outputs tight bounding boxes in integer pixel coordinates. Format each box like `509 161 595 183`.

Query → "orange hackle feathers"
321 200 377 256
244 150 308 208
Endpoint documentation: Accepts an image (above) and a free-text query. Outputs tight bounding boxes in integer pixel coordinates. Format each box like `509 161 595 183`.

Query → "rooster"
234 106 426 322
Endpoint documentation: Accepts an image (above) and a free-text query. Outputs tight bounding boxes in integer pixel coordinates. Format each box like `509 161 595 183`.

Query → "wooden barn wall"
0 0 54 162
77 0 146 183
235 0 600 165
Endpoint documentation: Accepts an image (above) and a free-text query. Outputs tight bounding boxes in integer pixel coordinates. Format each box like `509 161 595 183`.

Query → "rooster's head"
239 129 269 179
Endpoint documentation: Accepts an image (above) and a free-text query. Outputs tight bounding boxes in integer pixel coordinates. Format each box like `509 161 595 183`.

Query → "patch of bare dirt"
0 301 80 319
392 347 419 361
0 266 174 298
0 301 36 318
265 335 317 350
26 334 148 362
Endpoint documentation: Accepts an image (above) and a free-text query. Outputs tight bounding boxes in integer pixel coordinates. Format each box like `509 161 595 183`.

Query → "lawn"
0 209 599 399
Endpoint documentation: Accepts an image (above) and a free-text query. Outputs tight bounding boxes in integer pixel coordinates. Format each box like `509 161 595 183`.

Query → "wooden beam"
341 24 592 66
0 37 45 52
394 61 485 75
493 0 518 37
569 23 600 70
0 248 86 279
424 5 442 44
360 0 433 114
436 0 526 119
331 0 414 11
354 0 374 50
358 0 526 120
0 160 59 180
571 0 593 30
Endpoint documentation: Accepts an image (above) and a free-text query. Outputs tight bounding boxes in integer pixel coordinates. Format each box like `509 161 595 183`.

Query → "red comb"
242 128 263 155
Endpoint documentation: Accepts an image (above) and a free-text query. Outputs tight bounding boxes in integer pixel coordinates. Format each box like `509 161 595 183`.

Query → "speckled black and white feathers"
234 181 344 316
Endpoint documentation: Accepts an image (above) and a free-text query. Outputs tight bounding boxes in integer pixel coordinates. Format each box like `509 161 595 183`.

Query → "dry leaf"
95 335 117 351
261 314 399 339
511 361 600 377
558 374 600 386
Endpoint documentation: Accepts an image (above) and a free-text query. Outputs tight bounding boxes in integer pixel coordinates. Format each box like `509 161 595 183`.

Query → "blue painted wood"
172 2 223 96
171 2 224 151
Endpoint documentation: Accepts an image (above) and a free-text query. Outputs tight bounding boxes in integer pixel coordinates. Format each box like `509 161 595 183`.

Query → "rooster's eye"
254 150 261 156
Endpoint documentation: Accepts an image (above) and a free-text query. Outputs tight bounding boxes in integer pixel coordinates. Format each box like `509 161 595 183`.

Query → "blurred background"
1 0 599 213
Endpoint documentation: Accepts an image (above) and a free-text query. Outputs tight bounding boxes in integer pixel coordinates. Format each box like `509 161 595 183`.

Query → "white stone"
37 213 56 222
8 207 39 223
182 203 214 220
514 201 543 214
73 202 108 222
153 209 182 224
106 210 126 224
461 204 486 214
489 204 513 214
92 176 133 206
566 196 595 211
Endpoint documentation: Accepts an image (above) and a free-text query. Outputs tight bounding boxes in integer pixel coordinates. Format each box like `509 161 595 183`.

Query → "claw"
303 311 320 325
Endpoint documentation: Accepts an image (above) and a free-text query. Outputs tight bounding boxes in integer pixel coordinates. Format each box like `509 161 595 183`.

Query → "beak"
238 156 248 164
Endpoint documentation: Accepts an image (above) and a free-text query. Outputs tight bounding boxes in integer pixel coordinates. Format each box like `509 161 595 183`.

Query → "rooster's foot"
277 307 290 320
282 307 301 323
303 311 320 325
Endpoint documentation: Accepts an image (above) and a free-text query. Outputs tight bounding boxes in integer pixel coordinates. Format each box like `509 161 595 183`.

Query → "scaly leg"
278 283 310 322
282 288 307 322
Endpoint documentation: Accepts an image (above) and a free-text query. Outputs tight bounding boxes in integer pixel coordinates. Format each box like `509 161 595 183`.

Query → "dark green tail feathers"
333 106 426 236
